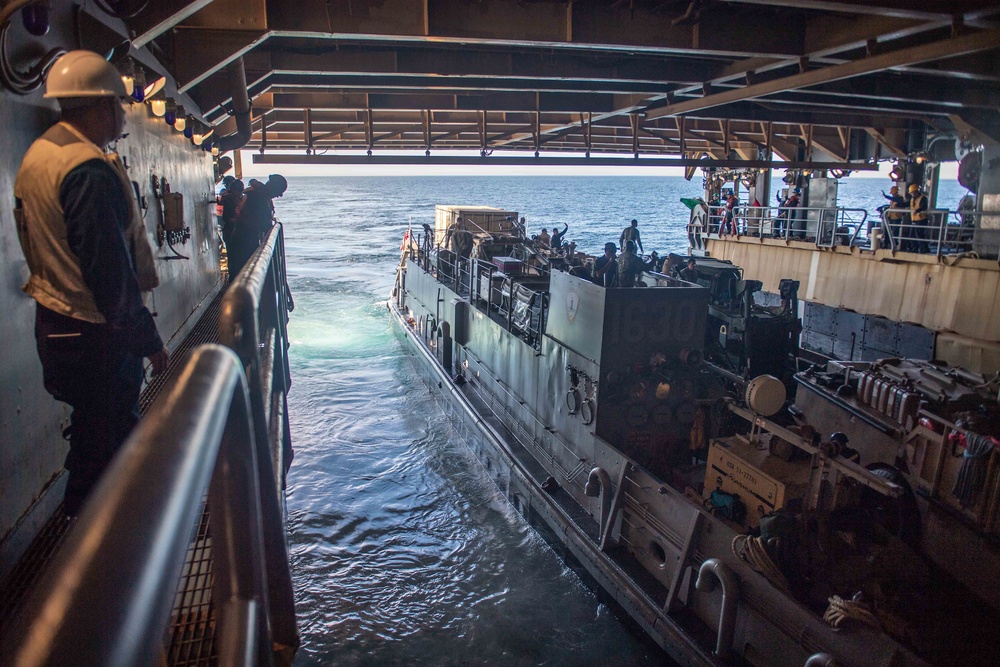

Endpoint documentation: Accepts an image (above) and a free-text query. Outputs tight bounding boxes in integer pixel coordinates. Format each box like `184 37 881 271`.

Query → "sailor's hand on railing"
149 348 170 377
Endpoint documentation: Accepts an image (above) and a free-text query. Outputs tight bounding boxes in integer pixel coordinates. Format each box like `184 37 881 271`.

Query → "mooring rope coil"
731 534 790 593
823 595 880 629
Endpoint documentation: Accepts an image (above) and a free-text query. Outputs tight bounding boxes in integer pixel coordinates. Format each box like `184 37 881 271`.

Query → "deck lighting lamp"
148 89 167 117
211 145 219 156
888 164 904 181
192 122 210 146
174 106 186 132
22 2 50 36
183 117 194 139
120 59 135 97
130 68 146 102
164 99 177 125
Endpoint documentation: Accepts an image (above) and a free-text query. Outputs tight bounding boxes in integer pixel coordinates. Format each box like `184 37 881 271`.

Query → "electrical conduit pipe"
215 57 252 152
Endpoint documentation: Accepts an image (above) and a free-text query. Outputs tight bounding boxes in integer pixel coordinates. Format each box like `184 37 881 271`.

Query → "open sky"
238 149 961 182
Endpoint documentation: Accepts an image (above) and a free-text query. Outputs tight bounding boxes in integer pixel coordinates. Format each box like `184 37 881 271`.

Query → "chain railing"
0 224 298 667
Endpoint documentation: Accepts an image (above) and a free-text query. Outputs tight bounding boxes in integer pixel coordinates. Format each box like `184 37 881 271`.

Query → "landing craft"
2 1 1000 666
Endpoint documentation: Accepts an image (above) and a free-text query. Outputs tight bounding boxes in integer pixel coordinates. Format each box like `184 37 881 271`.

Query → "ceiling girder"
646 27 1000 119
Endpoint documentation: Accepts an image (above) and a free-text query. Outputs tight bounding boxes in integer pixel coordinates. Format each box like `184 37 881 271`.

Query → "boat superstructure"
387 210 1000 666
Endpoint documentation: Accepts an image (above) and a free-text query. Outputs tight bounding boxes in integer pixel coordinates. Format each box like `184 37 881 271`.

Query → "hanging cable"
93 0 149 21
0 1 65 95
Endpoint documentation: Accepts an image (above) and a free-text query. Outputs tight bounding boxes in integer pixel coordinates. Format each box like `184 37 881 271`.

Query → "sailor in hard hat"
907 182 929 253
13 50 169 516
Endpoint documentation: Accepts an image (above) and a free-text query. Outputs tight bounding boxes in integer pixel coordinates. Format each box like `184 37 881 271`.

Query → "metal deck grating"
166 507 217 667
0 286 227 666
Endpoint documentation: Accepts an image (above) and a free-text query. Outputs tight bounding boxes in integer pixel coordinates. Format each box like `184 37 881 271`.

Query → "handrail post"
695 558 740 659
209 371 272 667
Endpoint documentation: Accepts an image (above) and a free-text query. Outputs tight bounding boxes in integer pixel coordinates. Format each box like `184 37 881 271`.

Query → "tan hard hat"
908 184 920 194
45 50 126 99
890 186 899 194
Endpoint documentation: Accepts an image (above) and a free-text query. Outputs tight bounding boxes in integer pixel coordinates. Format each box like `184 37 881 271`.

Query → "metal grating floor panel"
0 286 226 666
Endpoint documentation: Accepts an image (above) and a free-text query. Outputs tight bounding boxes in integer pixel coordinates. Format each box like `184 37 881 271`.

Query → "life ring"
566 388 581 414
580 398 595 425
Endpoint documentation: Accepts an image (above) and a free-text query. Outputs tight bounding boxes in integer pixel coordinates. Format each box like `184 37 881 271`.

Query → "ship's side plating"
391 245 926 667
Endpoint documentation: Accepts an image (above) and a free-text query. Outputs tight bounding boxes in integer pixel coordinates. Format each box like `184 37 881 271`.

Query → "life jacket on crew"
910 192 928 222
14 121 158 323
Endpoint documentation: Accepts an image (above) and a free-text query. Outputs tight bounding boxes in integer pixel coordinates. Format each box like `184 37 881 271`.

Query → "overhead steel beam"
174 28 267 92
262 41 711 84
647 27 1000 119
251 153 879 169
265 72 673 96
720 0 957 22
130 0 217 48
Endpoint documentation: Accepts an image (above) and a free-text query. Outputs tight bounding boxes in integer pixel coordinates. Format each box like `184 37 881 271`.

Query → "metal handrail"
1 223 300 666
0 346 275 667
878 206 998 258
219 222 297 657
698 204 869 247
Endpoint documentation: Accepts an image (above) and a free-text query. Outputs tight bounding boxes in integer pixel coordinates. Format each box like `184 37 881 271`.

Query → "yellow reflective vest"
14 122 158 323
910 193 928 222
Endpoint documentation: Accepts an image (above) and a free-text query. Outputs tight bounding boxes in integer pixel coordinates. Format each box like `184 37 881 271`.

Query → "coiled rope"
731 534 790 593
823 595 880 629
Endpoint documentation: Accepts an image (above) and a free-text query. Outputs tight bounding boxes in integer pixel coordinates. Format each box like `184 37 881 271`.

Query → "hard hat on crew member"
44 50 126 100
267 173 288 197
890 186 899 194
908 183 920 194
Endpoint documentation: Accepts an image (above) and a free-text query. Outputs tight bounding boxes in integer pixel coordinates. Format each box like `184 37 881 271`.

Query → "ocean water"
279 174 968 666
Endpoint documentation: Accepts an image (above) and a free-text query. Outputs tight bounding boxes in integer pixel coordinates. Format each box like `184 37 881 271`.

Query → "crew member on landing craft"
536 227 551 248
593 242 619 288
617 240 646 287
679 258 699 283
550 223 569 250
908 182 930 253
13 51 169 516
619 218 643 253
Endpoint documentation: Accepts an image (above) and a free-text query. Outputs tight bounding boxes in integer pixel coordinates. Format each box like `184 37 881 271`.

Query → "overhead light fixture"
148 89 167 117
174 106 186 132
120 59 135 97
211 145 219 156
130 68 147 102
889 164 903 181
22 2 50 37
183 116 194 138
192 122 206 146
164 99 177 125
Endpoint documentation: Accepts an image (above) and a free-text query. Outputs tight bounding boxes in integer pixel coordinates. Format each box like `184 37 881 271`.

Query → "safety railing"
699 204 868 247
878 207 999 259
1 223 298 667
0 346 288 667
